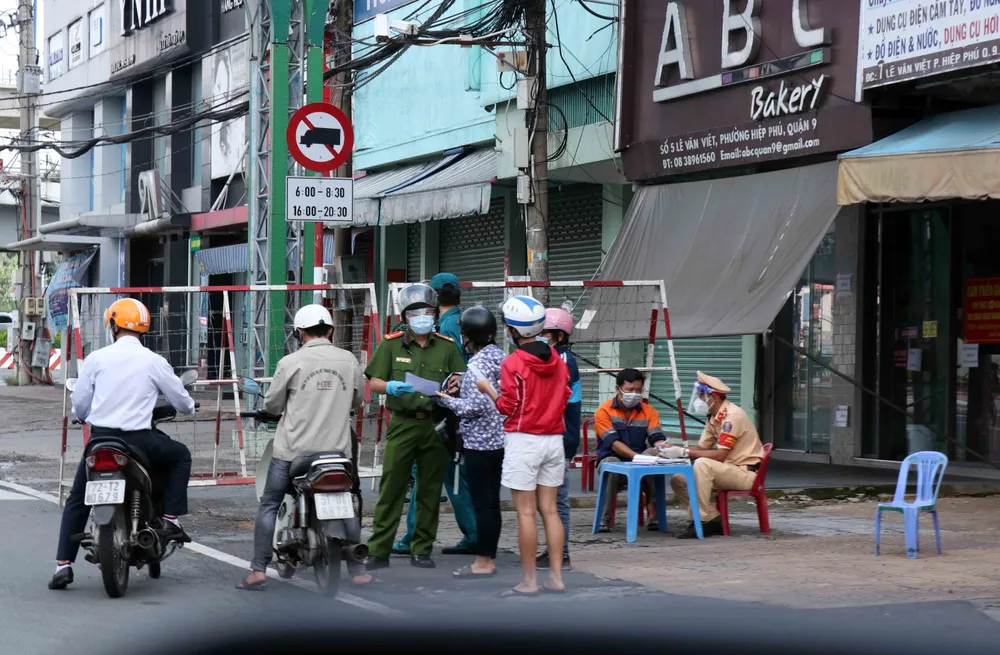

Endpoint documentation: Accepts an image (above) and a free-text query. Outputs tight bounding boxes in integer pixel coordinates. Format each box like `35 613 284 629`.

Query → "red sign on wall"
964 277 1000 344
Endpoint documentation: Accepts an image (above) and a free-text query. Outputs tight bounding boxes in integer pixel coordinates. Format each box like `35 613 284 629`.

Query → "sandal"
453 565 497 579
596 524 611 534
542 582 567 594
501 586 540 597
235 577 268 592
647 521 659 531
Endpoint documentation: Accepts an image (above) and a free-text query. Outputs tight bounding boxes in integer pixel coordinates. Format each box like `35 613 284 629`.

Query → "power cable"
550 0 612 123
574 0 617 22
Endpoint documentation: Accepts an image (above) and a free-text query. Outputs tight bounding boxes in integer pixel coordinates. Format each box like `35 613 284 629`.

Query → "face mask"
507 333 519 347
409 315 435 335
536 336 550 345
692 398 710 416
620 392 642 408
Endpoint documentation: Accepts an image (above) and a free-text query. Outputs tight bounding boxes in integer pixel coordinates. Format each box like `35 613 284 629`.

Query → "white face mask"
620 392 642 408
692 398 710 416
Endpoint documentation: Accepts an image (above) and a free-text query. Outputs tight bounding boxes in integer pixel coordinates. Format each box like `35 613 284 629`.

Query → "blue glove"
386 381 414 397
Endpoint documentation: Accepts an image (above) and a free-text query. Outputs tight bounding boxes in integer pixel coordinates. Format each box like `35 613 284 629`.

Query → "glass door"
877 209 952 460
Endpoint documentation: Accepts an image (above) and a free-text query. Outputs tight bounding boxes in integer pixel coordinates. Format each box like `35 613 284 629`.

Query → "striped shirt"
594 397 665 461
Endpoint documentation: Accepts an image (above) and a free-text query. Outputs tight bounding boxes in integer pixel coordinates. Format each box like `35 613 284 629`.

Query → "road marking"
0 488 36 501
1 480 405 618
0 480 60 503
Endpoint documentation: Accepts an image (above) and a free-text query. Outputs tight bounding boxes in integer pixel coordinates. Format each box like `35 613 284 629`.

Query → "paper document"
632 454 689 466
405 372 441 396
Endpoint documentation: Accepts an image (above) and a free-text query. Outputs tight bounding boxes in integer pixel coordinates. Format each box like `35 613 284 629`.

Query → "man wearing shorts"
478 295 570 596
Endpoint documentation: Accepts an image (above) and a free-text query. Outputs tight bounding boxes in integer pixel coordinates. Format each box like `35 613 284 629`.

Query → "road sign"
286 176 353 223
286 102 354 173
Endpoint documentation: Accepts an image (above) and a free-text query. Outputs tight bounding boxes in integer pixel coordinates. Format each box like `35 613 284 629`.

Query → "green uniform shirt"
365 330 467 415
436 306 468 362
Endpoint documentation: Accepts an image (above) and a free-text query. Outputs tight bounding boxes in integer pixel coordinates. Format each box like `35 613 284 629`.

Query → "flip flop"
596 524 611 534
542 583 567 595
647 521 659 532
235 578 268 592
501 587 540 597
453 565 497 579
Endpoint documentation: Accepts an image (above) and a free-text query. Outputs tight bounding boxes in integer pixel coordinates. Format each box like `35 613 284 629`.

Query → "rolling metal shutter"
406 223 422 282
439 197 506 282
548 185 605 415
651 336 744 434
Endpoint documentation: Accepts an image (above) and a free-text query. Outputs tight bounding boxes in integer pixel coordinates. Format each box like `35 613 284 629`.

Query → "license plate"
314 492 355 520
84 480 126 506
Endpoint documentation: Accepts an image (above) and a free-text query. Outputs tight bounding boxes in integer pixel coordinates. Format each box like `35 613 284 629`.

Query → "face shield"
687 382 713 416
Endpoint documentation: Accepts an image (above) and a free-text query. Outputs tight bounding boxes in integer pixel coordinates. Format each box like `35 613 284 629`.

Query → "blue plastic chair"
874 451 948 559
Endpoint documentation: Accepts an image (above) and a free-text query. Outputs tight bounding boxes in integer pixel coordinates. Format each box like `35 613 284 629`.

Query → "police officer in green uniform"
364 284 467 569
392 273 479 556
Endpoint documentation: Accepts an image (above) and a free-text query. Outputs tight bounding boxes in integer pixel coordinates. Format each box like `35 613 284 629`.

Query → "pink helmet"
543 307 574 335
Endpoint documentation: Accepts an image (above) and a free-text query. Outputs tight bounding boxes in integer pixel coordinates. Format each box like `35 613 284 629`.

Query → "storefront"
609 0 872 438
826 1 1000 466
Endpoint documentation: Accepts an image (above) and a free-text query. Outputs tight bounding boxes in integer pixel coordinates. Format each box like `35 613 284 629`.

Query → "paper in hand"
405 372 441 396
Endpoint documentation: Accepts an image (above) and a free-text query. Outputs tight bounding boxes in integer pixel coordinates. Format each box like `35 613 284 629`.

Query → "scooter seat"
85 436 154 471
289 451 350 478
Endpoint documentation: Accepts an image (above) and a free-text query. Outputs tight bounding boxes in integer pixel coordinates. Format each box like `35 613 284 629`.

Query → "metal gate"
652 336 744 433
439 197 506 282
548 185 605 414
406 223 422 282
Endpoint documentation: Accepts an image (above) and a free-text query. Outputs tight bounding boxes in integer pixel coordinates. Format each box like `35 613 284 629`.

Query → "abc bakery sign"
654 0 831 121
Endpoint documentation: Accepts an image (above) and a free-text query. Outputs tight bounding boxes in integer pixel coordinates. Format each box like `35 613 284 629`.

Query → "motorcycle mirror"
179 370 200 386
65 378 78 391
239 377 262 396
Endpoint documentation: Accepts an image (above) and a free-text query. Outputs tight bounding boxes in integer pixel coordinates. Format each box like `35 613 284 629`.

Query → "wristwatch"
683 447 690 458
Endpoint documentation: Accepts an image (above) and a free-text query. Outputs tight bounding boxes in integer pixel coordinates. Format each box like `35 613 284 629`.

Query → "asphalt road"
4 481 1000 655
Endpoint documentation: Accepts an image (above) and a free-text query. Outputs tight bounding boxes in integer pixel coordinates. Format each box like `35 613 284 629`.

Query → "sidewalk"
423 494 1000 610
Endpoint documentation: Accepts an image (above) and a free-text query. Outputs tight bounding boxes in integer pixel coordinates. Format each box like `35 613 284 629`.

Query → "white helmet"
502 295 546 337
294 304 334 331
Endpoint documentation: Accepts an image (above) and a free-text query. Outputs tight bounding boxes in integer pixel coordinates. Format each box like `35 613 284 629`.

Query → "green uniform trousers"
367 416 448 558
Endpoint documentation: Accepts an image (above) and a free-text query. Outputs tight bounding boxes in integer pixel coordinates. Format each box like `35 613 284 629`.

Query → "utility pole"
16 0 42 385
525 0 549 305
329 0 353 342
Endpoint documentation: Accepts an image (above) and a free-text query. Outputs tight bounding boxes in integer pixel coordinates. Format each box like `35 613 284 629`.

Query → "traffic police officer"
663 371 765 538
364 284 467 569
392 272 479 556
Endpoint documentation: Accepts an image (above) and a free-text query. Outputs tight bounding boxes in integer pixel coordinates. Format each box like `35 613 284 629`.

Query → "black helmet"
460 306 497 343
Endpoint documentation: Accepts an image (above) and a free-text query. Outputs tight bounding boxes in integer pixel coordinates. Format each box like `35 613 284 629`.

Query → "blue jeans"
395 459 478 551
557 460 570 557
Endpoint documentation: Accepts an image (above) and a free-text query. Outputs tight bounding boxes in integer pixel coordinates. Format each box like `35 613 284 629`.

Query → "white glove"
659 445 686 459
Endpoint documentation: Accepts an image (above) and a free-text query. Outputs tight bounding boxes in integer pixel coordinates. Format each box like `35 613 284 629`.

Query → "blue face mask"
409 315 435 335
535 336 550 345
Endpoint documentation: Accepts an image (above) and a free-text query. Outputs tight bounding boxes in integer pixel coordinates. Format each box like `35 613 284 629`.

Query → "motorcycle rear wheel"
98 508 130 598
314 537 342 597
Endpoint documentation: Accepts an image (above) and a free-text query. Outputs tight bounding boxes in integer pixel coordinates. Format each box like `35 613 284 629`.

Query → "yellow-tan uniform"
670 399 764 522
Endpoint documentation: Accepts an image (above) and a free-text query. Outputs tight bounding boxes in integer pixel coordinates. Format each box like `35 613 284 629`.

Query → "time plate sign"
286 176 353 224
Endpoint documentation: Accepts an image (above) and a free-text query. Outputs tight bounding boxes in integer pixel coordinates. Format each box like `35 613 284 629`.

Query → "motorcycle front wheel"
98 507 130 598
314 536 342 597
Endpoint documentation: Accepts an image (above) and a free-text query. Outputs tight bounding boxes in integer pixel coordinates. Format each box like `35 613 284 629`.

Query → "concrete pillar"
828 206 862 465
60 111 94 221
93 97 125 213
376 224 408 317
420 221 441 281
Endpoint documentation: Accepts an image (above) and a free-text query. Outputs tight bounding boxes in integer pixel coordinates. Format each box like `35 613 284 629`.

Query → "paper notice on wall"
961 343 980 368
906 348 922 373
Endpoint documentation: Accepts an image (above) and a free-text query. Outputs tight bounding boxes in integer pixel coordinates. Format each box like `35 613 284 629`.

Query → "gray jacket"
264 339 364 461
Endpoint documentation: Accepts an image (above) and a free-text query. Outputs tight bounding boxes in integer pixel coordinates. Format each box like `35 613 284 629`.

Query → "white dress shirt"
71 335 197 431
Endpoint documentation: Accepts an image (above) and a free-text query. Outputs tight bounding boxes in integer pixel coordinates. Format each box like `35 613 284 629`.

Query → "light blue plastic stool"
592 461 703 543
874 451 948 559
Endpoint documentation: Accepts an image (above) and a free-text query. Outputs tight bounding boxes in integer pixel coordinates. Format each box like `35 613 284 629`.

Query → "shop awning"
838 105 1000 205
196 235 337 276
590 162 841 339
351 148 496 227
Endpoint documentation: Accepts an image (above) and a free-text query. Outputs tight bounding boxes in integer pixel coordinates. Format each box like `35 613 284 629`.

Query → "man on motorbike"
49 298 197 590
237 304 368 591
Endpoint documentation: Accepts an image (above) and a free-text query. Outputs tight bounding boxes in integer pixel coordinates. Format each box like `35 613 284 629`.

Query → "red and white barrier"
0 348 62 371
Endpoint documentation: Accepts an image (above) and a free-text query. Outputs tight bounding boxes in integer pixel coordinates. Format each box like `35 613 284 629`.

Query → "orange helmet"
104 298 150 334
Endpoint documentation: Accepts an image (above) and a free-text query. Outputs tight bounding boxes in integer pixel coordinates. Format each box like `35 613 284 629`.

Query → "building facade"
611 0 875 453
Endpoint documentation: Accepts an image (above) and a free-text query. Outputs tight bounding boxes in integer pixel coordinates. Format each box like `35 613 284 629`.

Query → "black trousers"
464 448 504 559
56 428 192 563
